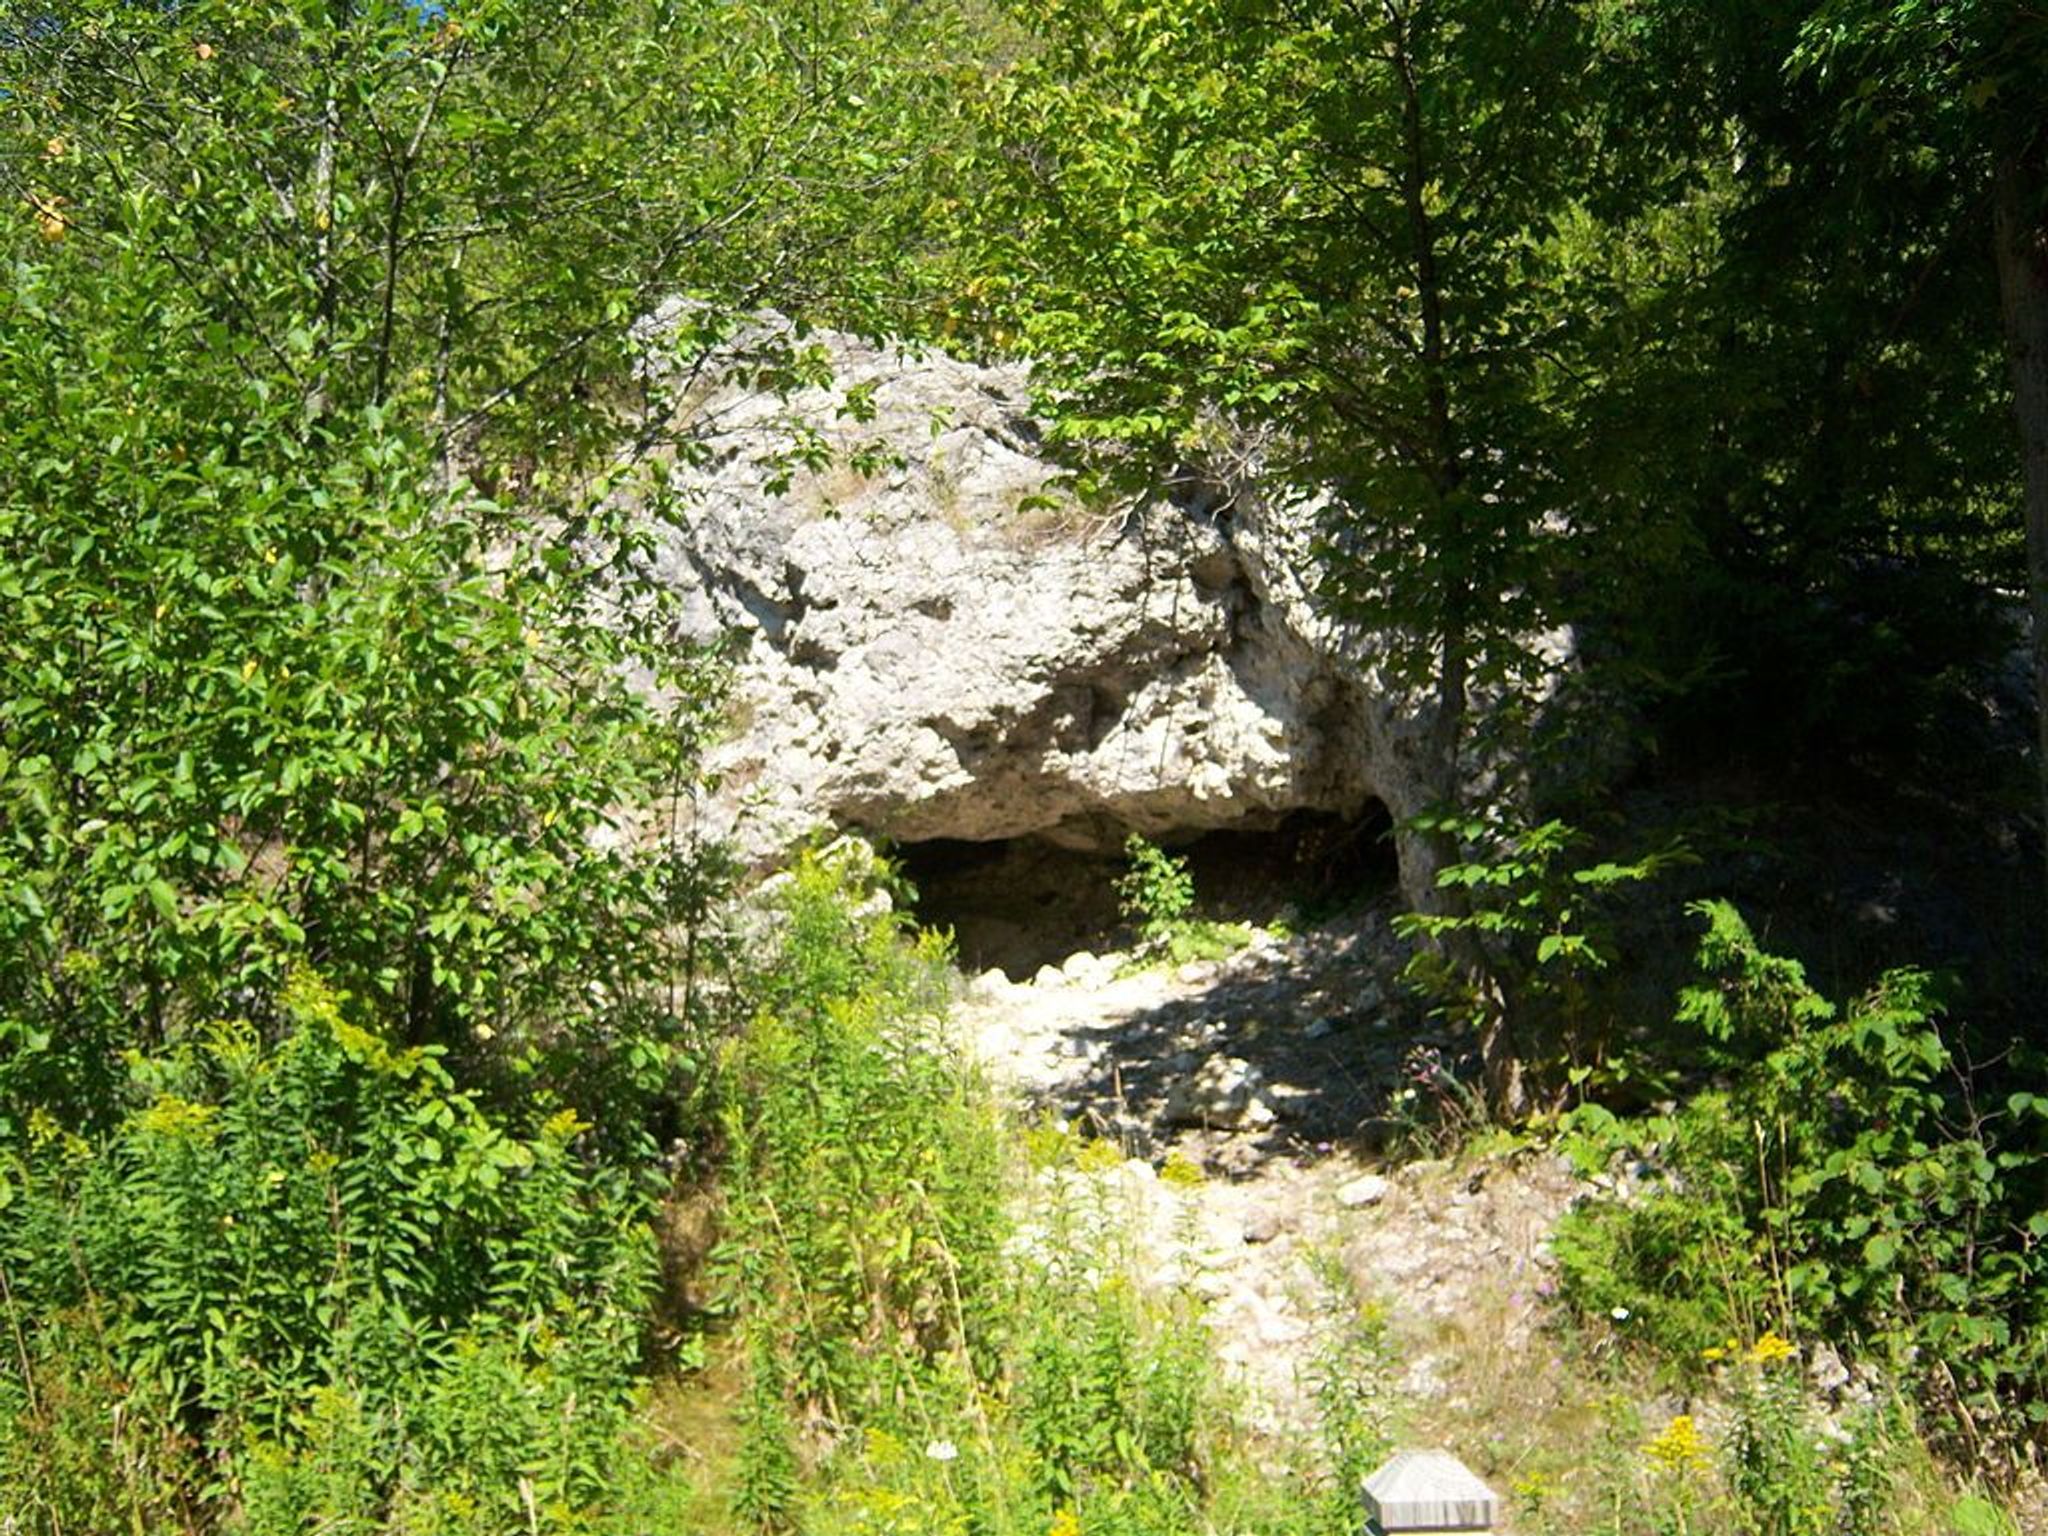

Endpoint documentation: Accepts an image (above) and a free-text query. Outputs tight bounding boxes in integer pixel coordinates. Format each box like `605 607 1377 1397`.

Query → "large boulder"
634 309 1448 894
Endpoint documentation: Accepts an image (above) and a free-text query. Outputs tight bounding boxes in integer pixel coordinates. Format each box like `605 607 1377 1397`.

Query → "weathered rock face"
637 310 1441 894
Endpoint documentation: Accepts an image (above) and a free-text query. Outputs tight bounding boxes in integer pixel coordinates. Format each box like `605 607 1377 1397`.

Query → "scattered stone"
1265 1082 1312 1118
954 893 1588 1447
968 967 1013 1000
1164 1056 1277 1130
1336 1173 1392 1209
1243 1210 1288 1245
1254 1302 1308 1346
1810 1341 1851 1396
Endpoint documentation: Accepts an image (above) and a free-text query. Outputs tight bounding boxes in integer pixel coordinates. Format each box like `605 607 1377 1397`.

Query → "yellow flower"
136 1094 221 1141
1747 1331 1797 1366
1048 1509 1082 1536
1074 1137 1124 1174
541 1107 591 1144
1643 1413 1711 1474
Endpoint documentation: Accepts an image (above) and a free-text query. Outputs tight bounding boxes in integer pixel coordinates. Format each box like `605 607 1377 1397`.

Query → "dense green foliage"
0 0 978 1528
715 845 1006 1529
0 973 658 1530
1555 904 2048 1467
2 0 2045 1525
0 267 714 1145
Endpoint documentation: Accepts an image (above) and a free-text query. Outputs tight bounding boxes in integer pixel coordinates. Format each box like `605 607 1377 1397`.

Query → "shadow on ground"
986 900 1472 1176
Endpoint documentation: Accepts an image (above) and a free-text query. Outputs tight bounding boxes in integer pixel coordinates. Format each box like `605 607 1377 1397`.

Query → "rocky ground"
944 903 2048 1535
952 905 1587 1439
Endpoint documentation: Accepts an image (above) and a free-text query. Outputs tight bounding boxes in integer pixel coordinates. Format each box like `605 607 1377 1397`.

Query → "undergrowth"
713 842 1394 1536
1550 902 2048 1475
1113 835 1255 971
5 838 2033 1535
0 972 675 1534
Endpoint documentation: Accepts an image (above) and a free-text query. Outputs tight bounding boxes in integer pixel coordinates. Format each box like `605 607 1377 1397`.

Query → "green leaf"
146 878 180 922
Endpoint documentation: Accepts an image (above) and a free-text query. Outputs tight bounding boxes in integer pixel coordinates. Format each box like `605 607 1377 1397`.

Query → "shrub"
1396 816 1691 1109
716 843 1009 1527
0 971 659 1532
1554 902 2048 1462
1117 836 1197 941
1114 835 1255 969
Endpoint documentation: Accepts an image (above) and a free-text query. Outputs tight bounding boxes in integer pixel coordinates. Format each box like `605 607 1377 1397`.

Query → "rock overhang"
626 312 1444 894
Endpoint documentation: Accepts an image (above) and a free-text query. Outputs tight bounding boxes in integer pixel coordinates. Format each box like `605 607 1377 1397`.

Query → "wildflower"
1048 1509 1082 1536
1610 1305 1631 1322
1643 1413 1711 1474
1702 1337 1736 1363
1074 1138 1123 1174
1747 1331 1797 1366
136 1094 220 1140
924 1439 959 1462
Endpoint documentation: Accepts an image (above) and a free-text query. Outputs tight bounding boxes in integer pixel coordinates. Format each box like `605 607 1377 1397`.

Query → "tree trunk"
308 58 340 421
1386 2 1525 1117
1993 144 2048 917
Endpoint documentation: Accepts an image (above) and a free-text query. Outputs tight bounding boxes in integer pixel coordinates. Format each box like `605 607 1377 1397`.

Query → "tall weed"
0 971 659 1533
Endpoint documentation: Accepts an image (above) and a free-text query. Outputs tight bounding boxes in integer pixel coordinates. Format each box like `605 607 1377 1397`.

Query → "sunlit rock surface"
635 310 1455 901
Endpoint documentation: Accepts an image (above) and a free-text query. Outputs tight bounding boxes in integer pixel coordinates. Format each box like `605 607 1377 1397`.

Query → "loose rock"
1336 1173 1392 1209
1164 1056 1277 1130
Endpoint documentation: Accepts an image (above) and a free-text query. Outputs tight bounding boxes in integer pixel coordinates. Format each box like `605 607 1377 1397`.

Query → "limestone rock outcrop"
635 308 1440 888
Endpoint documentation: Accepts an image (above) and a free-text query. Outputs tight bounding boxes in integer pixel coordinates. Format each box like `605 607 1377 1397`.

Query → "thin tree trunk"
1993 145 2048 919
308 38 341 422
432 244 463 493
1391 0 1466 881
1388 0 1524 1115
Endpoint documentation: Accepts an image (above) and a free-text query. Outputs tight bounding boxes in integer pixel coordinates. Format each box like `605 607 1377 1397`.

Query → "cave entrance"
894 805 1395 980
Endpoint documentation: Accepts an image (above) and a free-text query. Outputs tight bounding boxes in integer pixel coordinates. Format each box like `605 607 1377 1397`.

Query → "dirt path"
953 911 1584 1439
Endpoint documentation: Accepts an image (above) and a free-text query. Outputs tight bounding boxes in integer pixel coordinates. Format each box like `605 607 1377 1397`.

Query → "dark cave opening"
894 805 1396 980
